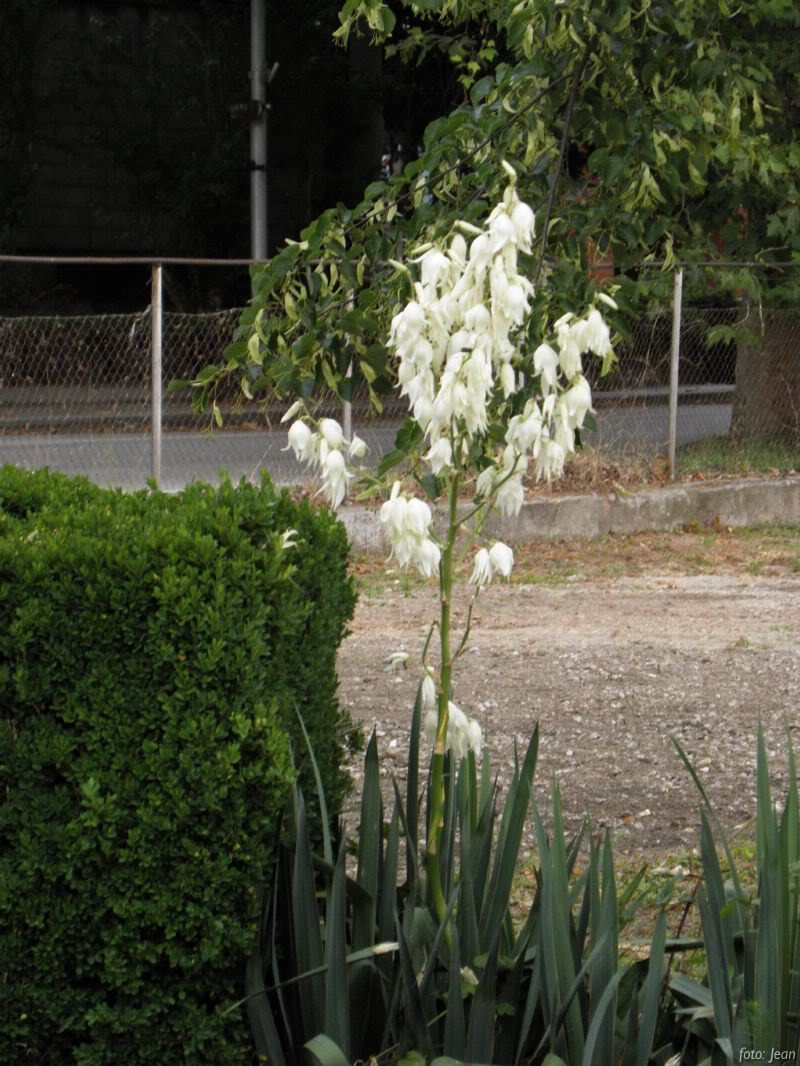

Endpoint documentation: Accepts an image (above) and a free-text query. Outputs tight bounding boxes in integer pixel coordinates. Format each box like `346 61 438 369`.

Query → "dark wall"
0 0 386 307
0 0 459 311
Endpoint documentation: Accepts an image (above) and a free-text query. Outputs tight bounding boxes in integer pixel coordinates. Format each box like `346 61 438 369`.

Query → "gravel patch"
338 574 800 857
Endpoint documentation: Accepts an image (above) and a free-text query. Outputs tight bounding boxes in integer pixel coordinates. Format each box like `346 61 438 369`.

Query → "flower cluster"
422 675 482 761
469 541 514 587
284 411 366 508
380 481 441 577
387 165 613 506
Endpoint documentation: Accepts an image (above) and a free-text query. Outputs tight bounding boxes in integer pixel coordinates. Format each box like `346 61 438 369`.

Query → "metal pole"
342 378 352 444
342 291 354 495
668 267 683 479
151 263 163 487
250 0 268 258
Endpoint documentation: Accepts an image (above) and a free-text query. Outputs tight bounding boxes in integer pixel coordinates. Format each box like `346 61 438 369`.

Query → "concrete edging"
338 475 800 552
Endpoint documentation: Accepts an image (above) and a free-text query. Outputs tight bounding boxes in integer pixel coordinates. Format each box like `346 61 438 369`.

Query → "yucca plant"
237 699 679 1066
235 176 677 1065
670 724 800 1062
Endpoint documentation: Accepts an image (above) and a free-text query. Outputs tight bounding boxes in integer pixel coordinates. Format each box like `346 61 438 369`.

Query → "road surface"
0 404 732 492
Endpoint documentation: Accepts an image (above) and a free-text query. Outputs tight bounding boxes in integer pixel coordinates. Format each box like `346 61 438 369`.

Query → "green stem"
426 473 459 924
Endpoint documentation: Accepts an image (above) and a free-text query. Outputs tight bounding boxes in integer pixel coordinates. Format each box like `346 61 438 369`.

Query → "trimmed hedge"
0 468 357 1064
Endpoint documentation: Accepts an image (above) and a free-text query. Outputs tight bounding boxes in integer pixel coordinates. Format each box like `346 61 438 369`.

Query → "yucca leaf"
406 682 422 860
444 926 467 1060
581 967 629 1066
673 736 748 922
634 908 667 1066
696 883 735 1049
531 931 611 1062
271 850 297 1056
244 949 288 1066
588 833 618 1066
353 731 381 951
379 805 401 944
419 882 461 998
469 780 498 924
392 776 420 895
305 1033 352 1066
397 908 433 1057
296 709 332 866
480 727 538 950
292 793 326 1038
754 723 782 1050
700 811 737 988
324 834 351 1059
458 860 481 971
465 931 500 1064
544 778 585 1064
514 946 543 1066
440 757 458 903
782 727 800 1055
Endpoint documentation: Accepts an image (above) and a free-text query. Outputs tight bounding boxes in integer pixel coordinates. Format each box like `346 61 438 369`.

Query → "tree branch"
533 37 596 286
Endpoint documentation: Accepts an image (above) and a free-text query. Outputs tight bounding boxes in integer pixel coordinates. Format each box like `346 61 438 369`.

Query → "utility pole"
250 0 269 259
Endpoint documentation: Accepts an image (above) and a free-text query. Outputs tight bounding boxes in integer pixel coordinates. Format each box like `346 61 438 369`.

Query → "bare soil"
339 529 800 859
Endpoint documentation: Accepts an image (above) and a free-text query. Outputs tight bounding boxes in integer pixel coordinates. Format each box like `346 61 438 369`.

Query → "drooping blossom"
380 481 441 578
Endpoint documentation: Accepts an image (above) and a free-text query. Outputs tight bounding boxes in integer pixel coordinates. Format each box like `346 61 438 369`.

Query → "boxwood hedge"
0 467 357 1064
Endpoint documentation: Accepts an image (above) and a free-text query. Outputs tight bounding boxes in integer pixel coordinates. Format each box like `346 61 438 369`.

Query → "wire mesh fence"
0 259 798 492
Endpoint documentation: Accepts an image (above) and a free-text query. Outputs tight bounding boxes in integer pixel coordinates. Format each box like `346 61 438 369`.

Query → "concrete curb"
338 475 800 552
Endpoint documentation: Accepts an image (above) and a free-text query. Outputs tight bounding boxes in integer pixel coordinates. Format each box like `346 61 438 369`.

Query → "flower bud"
349 435 367 459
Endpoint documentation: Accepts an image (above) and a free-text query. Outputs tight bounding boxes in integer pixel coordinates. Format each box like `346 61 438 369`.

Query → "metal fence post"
668 266 683 479
341 291 354 495
150 262 163 486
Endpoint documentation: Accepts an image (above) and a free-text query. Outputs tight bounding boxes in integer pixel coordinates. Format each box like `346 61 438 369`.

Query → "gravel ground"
338 571 800 858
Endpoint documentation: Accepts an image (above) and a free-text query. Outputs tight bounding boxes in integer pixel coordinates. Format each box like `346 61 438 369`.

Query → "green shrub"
0 468 357 1064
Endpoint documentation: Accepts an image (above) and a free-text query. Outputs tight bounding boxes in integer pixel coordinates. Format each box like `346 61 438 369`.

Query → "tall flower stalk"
282 164 615 921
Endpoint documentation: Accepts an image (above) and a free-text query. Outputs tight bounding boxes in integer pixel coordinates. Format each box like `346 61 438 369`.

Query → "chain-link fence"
1 259 798 491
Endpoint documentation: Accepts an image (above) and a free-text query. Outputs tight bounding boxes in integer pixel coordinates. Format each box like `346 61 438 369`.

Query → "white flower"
467 718 483 759
580 308 612 357
349 434 368 459
286 420 317 464
421 671 437 709
419 249 451 290
488 541 514 578
500 362 516 397
562 375 593 426
496 473 525 517
533 343 559 393
511 201 535 252
469 548 493 587
319 418 344 450
380 484 440 578
321 448 350 508
476 466 496 498
384 650 409 672
406 497 432 537
425 438 452 474
416 538 441 578
280 528 299 550
535 436 567 481
445 701 482 763
380 482 408 538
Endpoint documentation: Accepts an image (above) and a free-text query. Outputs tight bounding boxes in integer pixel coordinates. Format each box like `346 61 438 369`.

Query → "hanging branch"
533 37 596 286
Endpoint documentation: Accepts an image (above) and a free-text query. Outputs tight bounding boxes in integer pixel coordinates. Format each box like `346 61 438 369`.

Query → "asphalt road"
0 404 732 492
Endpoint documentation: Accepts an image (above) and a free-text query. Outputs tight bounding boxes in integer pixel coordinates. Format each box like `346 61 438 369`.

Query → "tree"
195 0 799 434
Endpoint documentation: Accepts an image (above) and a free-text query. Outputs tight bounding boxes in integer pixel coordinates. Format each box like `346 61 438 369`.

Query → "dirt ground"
338 528 800 859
